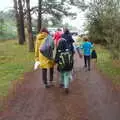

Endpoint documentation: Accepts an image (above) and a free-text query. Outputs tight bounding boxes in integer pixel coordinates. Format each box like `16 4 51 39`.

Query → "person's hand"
34 61 40 70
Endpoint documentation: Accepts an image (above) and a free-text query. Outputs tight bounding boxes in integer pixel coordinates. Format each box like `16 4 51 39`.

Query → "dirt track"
0 54 120 120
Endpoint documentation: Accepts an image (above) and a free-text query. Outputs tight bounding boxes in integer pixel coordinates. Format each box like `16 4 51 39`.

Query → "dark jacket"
55 38 74 71
62 31 74 52
55 38 69 63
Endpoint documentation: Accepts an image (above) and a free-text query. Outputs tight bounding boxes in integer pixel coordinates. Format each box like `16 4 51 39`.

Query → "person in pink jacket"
53 28 63 47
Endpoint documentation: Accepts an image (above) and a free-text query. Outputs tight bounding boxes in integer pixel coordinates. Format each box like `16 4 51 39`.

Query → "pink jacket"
53 31 63 46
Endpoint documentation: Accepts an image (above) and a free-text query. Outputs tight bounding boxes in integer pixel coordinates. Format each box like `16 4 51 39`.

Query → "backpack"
55 38 74 71
40 35 54 60
57 48 73 71
91 49 97 59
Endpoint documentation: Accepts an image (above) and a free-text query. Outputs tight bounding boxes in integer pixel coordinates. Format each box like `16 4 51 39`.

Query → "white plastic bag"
34 61 40 70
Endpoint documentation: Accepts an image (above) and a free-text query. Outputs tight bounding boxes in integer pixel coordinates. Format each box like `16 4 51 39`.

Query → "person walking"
81 37 93 71
55 30 74 94
53 28 63 47
62 28 74 52
62 28 75 80
35 28 55 88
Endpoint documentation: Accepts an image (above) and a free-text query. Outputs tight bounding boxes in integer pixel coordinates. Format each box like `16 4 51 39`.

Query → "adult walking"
53 28 63 47
35 28 54 88
62 28 74 52
55 28 75 94
55 38 74 94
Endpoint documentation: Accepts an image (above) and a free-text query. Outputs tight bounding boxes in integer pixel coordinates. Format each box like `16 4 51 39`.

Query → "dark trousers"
84 55 91 69
42 68 54 85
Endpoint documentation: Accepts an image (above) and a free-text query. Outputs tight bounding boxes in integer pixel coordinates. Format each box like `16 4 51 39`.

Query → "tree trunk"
26 0 34 52
18 0 25 44
13 0 21 43
37 0 42 33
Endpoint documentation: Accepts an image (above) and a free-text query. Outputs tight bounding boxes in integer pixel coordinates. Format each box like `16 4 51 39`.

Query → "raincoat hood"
37 32 48 40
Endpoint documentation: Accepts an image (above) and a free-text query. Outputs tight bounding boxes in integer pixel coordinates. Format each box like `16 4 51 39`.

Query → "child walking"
55 38 74 94
81 37 93 71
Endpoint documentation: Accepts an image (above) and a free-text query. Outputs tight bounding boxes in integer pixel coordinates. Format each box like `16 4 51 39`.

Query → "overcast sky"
0 0 87 31
0 0 38 10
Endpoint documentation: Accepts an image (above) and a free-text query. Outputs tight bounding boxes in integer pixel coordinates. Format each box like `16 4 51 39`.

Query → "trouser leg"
84 55 87 67
49 67 54 82
60 72 64 84
42 68 47 85
87 56 91 70
64 71 71 88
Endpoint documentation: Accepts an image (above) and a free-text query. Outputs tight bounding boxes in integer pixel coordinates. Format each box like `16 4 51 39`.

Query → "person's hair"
63 28 69 34
57 28 62 31
83 36 88 41
40 27 49 34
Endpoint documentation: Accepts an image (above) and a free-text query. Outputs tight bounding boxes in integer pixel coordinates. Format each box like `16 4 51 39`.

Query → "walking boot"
59 84 64 88
45 84 50 88
65 88 69 94
49 81 54 87
88 68 91 71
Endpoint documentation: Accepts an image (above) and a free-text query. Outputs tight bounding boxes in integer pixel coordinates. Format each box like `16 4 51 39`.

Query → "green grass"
96 45 120 85
0 40 34 97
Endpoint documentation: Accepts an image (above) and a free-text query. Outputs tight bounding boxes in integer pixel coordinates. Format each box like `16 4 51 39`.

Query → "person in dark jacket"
62 28 74 53
55 38 74 94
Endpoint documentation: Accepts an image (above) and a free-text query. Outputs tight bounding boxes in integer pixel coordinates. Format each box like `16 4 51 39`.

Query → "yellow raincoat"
35 32 54 68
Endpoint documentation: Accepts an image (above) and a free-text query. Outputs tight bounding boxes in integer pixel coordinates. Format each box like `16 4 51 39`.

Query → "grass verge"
0 40 34 97
96 45 120 85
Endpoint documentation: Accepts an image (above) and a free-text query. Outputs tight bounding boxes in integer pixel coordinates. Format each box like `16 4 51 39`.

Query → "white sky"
0 0 38 10
0 0 87 31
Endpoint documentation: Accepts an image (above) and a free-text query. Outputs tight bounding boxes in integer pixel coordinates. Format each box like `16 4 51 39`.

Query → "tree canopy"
86 0 120 59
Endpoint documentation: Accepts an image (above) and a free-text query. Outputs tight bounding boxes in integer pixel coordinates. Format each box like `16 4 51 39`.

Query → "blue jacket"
81 41 93 56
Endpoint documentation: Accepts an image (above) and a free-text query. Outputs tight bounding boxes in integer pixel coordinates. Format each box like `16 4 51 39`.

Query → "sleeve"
35 37 40 61
80 43 84 49
70 35 74 43
71 44 75 54
55 48 60 63
91 42 94 48
53 32 56 40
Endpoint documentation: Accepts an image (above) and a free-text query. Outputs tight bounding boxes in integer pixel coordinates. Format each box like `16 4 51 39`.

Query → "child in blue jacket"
81 37 93 71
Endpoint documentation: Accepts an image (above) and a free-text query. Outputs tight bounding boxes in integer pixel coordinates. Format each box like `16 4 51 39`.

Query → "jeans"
60 71 71 88
84 55 91 69
42 68 54 85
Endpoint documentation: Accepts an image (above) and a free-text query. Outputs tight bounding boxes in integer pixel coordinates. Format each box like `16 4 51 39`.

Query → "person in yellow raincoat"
35 28 55 88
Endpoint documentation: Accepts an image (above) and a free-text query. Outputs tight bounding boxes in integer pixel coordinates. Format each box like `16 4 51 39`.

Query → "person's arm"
55 48 60 63
76 47 82 58
80 43 84 49
53 32 57 40
91 43 94 48
90 42 94 53
70 34 75 43
35 36 40 61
